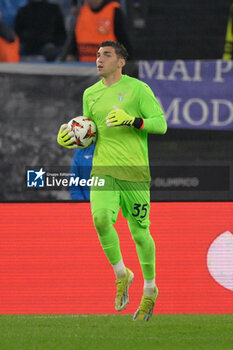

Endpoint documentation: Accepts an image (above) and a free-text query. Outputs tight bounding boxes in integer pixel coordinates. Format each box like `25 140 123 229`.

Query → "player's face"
96 46 124 77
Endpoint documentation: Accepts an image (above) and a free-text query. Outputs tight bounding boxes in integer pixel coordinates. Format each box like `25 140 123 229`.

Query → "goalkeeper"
57 41 167 321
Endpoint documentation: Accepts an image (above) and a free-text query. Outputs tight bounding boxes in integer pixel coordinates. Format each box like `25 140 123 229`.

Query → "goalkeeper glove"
106 109 144 129
57 124 77 149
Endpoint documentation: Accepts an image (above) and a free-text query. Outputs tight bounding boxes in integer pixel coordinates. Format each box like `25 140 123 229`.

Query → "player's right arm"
57 89 91 149
57 123 77 149
82 89 91 117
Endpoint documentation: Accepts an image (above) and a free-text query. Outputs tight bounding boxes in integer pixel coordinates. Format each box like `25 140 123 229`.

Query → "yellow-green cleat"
133 286 159 321
115 268 134 311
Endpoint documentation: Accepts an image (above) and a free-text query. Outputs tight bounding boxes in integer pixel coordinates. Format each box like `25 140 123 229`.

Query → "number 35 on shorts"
132 203 150 224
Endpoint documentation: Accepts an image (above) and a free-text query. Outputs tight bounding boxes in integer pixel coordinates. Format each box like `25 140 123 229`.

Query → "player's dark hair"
98 41 128 60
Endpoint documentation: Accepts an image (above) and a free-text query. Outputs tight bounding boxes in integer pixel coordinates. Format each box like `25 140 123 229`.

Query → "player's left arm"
106 84 167 134
137 84 167 134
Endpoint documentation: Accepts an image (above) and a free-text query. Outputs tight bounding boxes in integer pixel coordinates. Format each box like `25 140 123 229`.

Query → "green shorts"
90 175 151 228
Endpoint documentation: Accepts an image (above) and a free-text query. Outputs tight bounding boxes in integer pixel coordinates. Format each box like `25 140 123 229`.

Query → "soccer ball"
68 116 97 148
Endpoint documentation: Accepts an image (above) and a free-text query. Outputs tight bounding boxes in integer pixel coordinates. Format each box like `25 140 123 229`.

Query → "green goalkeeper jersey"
83 74 166 182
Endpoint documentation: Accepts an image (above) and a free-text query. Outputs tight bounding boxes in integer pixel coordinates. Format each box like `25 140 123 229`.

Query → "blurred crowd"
0 0 132 63
0 0 232 63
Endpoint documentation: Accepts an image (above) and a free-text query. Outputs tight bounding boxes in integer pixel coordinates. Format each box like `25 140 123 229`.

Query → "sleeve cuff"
139 119 145 130
132 118 144 129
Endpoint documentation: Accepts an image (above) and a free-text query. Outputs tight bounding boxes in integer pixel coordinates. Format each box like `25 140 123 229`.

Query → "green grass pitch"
0 314 232 350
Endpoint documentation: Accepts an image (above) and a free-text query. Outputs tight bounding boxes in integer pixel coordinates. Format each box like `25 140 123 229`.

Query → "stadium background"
0 0 233 317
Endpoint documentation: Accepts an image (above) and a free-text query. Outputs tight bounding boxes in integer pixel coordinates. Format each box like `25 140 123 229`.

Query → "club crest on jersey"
118 93 125 101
